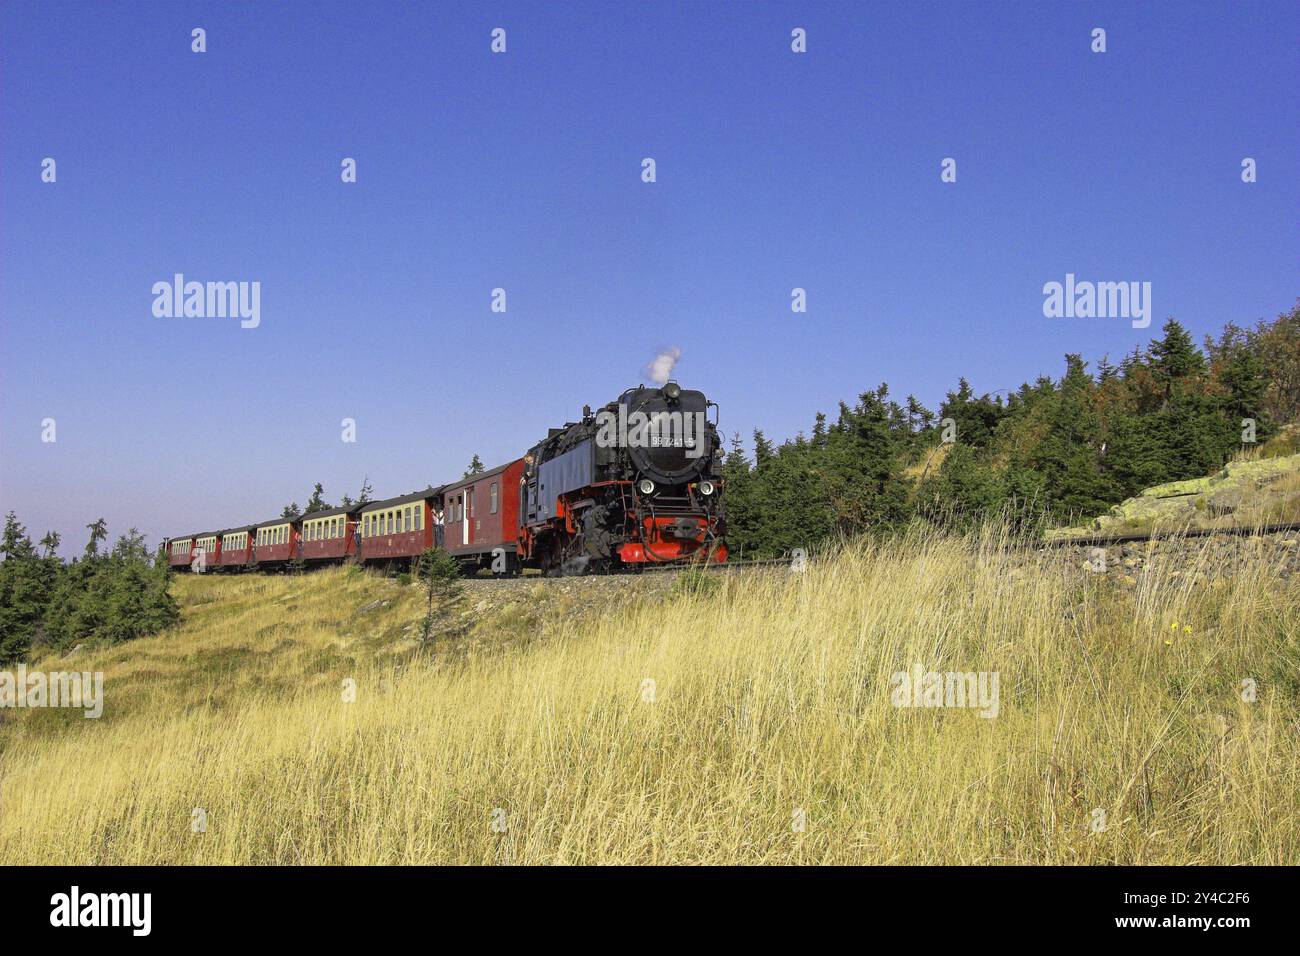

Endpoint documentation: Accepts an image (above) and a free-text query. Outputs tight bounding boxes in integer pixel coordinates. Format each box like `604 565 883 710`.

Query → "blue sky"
1 1 1296 555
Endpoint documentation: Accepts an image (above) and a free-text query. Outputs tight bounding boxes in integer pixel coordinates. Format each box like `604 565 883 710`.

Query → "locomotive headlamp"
637 478 656 496
698 480 715 496
662 382 681 401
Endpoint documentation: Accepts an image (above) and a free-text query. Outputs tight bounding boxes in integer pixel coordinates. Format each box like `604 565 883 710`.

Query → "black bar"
0 866 1282 941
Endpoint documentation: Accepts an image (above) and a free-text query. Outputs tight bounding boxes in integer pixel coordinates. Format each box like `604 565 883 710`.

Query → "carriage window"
490 482 499 514
416 508 423 531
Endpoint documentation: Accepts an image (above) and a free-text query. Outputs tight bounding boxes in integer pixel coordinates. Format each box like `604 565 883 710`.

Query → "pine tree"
0 513 49 662
38 530 61 558
811 412 828 449
84 518 108 558
304 483 331 514
752 430 775 470
463 455 486 478
720 433 756 557
1148 319 1206 405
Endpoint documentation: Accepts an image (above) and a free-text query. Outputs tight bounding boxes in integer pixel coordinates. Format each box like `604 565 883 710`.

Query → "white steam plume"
645 347 681 385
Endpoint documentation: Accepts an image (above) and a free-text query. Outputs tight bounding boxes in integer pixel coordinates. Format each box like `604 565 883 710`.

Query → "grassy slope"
1049 451 1300 538
1 531 1297 864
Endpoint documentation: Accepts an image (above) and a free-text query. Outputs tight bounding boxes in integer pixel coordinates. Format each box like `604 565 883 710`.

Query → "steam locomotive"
162 383 728 576
519 383 728 574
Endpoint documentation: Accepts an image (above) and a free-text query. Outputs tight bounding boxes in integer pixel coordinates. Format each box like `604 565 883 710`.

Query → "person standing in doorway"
433 504 445 548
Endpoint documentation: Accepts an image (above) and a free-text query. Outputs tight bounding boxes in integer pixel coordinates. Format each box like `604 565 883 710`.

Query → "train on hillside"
162 383 728 576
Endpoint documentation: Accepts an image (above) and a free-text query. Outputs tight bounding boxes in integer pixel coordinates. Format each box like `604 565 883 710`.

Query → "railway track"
1038 520 1300 548
600 520 1300 578
191 521 1300 582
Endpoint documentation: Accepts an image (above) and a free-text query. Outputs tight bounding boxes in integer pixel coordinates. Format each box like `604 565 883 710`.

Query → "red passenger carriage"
357 488 443 566
441 459 525 575
219 526 254 568
251 518 299 567
300 505 361 564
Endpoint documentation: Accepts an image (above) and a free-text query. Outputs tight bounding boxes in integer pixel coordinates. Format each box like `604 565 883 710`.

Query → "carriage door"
464 487 473 545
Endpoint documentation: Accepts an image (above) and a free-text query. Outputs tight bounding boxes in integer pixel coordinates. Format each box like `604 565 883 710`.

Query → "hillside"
1 529 1297 865
1048 451 1300 539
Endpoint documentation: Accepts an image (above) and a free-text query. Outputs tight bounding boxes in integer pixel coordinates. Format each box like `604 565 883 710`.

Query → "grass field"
1 527 1297 864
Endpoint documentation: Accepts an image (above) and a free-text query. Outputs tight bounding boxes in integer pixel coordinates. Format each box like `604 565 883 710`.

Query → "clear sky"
1 1 1296 556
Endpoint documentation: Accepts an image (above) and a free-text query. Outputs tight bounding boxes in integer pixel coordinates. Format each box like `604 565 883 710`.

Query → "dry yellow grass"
1 528 1297 864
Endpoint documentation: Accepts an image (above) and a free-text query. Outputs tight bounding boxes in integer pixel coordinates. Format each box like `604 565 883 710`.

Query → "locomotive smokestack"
645 347 681 385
